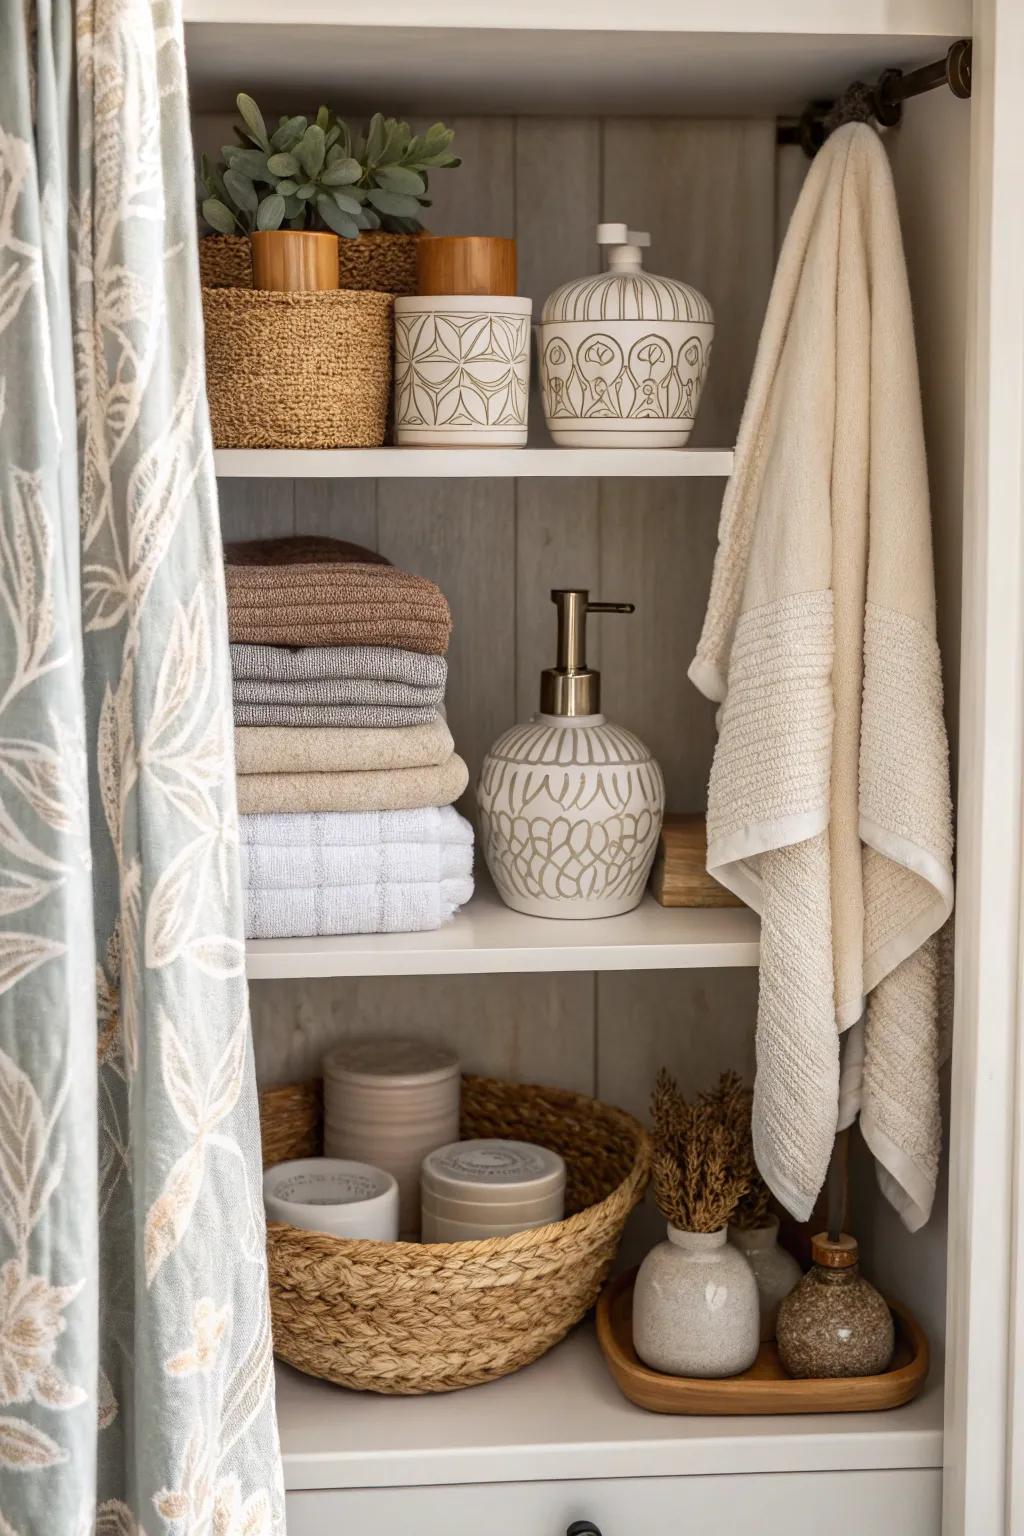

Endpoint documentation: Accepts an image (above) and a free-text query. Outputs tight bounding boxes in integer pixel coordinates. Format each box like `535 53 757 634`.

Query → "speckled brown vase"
728 1216 802 1341
776 1232 895 1379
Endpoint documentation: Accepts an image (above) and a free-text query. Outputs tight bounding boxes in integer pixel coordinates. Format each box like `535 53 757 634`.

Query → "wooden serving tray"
595 1268 929 1415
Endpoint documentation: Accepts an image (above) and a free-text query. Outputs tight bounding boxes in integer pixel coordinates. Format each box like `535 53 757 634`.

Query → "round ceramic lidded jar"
633 1225 760 1379
540 223 714 448
420 1137 566 1242
322 1038 460 1239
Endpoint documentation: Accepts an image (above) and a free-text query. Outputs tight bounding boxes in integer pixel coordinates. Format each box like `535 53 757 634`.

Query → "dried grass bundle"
650 1068 771 1233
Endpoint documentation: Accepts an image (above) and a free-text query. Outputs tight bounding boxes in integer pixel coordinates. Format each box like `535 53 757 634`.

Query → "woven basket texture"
260 1073 650 1394
202 287 393 450
198 231 419 295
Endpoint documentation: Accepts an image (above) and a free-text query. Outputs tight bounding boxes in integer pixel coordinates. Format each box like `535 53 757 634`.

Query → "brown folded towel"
224 537 452 654
224 535 390 568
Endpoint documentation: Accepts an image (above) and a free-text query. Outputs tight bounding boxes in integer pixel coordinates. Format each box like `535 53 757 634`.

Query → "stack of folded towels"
226 535 474 940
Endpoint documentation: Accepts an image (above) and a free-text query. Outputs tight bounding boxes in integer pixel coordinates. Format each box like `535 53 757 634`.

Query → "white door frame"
942 0 1024 1531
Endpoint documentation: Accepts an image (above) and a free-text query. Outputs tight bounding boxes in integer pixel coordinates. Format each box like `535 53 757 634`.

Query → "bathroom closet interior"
183 3 1021 1532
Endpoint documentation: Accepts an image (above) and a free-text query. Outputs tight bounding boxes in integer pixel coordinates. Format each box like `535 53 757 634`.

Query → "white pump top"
596 223 651 273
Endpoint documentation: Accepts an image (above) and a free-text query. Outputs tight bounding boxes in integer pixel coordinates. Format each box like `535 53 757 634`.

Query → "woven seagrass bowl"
202 286 393 450
259 1073 650 1394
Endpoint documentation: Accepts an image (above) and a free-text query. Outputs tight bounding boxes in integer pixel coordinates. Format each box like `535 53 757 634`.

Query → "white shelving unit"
246 883 760 979
276 1326 944 1492
214 447 736 479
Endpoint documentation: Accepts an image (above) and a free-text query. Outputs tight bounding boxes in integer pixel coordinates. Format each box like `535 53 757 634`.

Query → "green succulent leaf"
229 148 271 182
202 198 237 234
366 187 422 219
255 194 286 230
321 156 362 186
356 207 381 230
283 194 304 219
316 105 330 131
375 165 425 196
266 151 300 178
295 183 317 199
331 190 363 216
271 115 307 151
223 168 257 213
316 193 360 239
275 179 298 196
296 124 326 179
236 92 270 151
288 213 306 229
364 113 386 165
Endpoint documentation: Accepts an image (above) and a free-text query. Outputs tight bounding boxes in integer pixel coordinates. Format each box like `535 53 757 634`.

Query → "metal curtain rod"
777 38 972 157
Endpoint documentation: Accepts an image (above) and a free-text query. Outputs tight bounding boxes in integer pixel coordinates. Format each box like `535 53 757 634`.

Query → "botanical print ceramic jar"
728 1216 802 1341
633 1225 760 1378
540 223 714 447
393 295 532 445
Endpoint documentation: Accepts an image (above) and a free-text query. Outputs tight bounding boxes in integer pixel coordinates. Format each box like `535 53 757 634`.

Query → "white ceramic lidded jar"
540 223 714 448
477 590 664 919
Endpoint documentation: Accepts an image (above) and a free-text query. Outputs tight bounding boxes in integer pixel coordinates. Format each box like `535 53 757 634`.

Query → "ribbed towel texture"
234 702 438 728
689 124 953 1233
236 754 469 815
225 538 452 653
235 719 455 775
240 807 474 939
233 677 445 708
231 643 447 689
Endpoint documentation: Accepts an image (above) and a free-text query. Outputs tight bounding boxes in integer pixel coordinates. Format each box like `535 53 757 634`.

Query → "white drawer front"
286 1468 941 1536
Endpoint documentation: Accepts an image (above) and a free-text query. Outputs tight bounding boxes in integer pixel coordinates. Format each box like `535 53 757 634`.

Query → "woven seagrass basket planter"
259 1073 650 1394
198 231 419 296
202 287 393 449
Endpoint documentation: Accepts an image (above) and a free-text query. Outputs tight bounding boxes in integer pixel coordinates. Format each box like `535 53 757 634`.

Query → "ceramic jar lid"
422 1138 566 1206
540 223 712 326
323 1038 459 1089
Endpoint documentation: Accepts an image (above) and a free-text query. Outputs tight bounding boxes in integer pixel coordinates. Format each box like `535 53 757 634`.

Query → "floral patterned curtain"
0 1 283 1529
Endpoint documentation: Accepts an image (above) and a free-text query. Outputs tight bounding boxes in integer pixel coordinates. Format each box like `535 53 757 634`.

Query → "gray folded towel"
230 643 447 689
233 676 444 709
233 702 439 728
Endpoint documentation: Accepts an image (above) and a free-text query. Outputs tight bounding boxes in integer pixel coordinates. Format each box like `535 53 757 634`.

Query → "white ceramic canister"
632 1224 760 1379
420 1138 565 1241
728 1216 802 1341
540 223 713 448
393 294 532 446
262 1157 399 1241
323 1039 460 1238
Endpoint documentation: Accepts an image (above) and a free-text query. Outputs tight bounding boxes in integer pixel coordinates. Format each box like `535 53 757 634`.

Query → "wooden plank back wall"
200 113 772 1127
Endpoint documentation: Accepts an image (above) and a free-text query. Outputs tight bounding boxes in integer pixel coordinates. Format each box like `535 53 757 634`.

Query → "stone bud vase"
728 1215 802 1341
633 1225 760 1378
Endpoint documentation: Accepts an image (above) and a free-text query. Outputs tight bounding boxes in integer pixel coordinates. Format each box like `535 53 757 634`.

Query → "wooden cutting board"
650 813 744 908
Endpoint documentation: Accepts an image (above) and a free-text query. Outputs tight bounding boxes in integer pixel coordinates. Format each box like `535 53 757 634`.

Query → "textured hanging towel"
235 718 455 775
236 754 469 815
689 124 953 1232
224 537 452 653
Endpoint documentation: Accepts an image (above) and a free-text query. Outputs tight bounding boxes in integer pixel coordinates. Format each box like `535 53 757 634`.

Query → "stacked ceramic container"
323 1039 460 1238
420 1138 566 1242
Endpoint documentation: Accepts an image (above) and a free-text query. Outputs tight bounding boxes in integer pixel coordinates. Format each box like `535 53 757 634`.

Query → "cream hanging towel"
689 124 954 1232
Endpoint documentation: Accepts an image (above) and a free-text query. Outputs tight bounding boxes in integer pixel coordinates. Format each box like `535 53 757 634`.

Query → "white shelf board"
245 884 760 980
276 1324 944 1492
184 11 968 115
213 447 735 479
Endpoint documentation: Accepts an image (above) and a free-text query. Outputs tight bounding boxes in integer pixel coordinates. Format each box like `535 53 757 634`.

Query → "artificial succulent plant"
200 94 460 239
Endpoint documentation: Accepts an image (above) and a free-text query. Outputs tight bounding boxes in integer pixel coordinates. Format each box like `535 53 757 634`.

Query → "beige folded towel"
689 124 953 1232
235 754 469 815
235 719 455 776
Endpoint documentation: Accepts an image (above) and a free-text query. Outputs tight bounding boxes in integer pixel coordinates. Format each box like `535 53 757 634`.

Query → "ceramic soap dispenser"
539 223 714 448
477 590 664 919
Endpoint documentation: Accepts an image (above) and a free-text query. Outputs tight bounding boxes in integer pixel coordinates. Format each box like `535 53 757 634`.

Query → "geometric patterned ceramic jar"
540 224 713 448
394 295 532 446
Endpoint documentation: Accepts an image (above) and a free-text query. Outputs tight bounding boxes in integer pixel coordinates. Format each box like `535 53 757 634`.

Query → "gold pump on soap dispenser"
477 590 665 919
